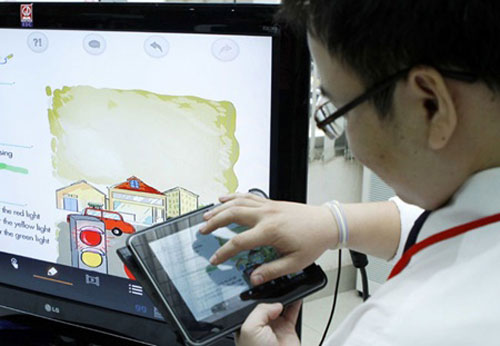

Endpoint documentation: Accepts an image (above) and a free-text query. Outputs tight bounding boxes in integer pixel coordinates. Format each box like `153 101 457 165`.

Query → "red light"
80 229 102 246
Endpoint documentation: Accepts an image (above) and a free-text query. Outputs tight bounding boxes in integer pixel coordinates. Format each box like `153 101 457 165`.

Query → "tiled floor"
301 290 363 346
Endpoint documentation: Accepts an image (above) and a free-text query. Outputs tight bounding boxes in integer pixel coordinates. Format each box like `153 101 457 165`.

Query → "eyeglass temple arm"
316 68 477 129
316 69 410 128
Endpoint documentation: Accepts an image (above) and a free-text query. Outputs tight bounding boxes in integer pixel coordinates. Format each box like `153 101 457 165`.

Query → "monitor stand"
0 308 235 346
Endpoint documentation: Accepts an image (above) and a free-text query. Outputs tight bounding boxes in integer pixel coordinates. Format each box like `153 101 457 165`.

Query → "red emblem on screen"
20 4 33 28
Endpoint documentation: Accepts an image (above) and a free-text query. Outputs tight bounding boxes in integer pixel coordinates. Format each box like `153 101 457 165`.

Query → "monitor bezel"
0 3 310 345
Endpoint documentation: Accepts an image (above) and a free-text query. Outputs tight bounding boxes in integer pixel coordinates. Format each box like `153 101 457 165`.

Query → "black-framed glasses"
314 68 478 140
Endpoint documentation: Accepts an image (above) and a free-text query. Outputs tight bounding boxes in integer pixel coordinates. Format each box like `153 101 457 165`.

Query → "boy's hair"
281 0 500 115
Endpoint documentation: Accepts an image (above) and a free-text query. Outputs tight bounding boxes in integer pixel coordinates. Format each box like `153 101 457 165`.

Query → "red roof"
114 176 163 195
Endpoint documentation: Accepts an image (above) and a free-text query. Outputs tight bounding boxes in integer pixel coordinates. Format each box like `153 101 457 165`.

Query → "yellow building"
56 180 107 212
164 187 199 219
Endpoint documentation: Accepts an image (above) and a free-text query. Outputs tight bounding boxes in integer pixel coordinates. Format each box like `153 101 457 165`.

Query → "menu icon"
128 283 143 296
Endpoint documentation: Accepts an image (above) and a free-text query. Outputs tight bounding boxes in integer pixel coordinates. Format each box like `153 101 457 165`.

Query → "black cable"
349 250 368 268
248 188 269 199
349 250 370 301
318 249 342 346
359 267 370 301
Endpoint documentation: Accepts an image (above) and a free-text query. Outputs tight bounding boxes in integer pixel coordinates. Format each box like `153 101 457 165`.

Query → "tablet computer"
122 205 327 346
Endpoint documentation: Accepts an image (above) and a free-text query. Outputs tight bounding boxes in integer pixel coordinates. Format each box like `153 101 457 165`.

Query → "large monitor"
0 3 310 345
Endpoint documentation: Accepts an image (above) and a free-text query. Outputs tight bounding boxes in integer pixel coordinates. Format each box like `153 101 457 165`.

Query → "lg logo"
44 303 60 314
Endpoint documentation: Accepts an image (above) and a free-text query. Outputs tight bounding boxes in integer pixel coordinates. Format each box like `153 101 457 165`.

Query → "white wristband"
324 200 349 248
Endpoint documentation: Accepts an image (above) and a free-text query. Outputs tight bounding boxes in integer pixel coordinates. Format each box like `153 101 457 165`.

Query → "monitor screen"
0 3 309 345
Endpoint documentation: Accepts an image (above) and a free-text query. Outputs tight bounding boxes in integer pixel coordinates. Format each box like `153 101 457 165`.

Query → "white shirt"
327 167 500 346
388 196 425 265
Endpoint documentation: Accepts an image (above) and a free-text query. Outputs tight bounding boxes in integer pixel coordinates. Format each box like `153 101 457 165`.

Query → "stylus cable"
350 250 370 301
318 249 342 346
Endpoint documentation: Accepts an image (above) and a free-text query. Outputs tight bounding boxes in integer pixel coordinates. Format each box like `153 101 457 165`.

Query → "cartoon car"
67 207 135 236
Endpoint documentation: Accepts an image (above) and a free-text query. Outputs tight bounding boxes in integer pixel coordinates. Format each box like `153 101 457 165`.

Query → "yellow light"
81 250 103 268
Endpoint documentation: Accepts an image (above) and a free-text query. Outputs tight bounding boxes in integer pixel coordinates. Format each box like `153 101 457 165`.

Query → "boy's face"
308 36 400 186
308 35 464 209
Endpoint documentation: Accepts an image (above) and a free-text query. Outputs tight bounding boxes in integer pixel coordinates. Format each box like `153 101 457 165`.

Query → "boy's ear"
408 67 458 150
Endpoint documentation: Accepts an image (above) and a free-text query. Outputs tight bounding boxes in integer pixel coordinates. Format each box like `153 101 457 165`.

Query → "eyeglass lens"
314 99 344 140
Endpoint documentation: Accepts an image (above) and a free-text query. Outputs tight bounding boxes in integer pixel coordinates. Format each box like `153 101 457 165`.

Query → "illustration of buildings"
108 176 167 225
56 180 107 212
164 186 199 219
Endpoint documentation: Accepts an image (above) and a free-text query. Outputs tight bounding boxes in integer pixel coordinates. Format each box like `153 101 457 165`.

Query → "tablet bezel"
126 206 327 346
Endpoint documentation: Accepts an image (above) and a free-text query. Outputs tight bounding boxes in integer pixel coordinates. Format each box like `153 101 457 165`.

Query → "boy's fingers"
250 256 303 286
241 303 283 332
220 192 266 203
210 226 267 265
283 300 302 325
203 198 261 221
200 206 259 234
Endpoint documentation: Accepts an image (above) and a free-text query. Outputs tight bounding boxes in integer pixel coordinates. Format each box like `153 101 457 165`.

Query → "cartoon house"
56 180 107 212
108 176 167 225
164 187 199 219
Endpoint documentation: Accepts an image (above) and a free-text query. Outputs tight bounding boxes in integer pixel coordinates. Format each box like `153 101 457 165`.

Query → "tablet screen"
149 223 278 322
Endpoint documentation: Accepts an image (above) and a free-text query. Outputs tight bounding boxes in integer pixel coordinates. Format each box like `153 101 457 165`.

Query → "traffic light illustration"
68 214 108 274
